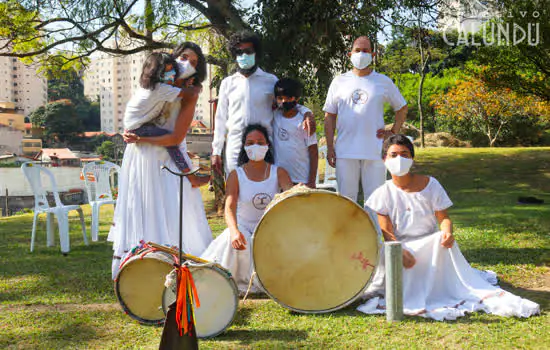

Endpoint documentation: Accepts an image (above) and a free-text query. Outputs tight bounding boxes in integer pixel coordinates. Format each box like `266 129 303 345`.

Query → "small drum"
162 263 238 338
115 247 177 324
252 188 380 313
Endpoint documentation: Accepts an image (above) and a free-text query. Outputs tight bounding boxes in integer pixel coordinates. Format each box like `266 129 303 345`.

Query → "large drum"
252 188 381 313
162 263 239 338
115 246 177 324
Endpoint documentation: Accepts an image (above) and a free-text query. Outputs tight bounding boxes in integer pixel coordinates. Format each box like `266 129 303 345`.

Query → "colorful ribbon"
175 266 200 336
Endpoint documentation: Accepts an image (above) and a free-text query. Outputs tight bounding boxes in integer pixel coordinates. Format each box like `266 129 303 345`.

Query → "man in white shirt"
211 31 315 176
323 36 408 204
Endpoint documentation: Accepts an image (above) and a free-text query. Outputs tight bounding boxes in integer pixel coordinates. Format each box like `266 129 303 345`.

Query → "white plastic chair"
315 145 338 191
82 161 120 241
21 162 88 254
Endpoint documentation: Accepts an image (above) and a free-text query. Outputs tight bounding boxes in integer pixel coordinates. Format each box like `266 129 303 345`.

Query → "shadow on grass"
1 321 100 348
44 322 99 341
498 281 550 310
214 329 308 343
232 304 254 327
462 248 549 266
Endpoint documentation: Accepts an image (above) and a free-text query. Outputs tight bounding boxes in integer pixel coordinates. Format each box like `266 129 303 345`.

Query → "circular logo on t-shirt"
278 127 289 141
252 193 272 210
351 89 368 104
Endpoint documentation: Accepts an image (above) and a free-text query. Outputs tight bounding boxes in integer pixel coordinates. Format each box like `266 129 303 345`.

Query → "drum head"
115 251 175 324
253 190 379 313
163 265 238 338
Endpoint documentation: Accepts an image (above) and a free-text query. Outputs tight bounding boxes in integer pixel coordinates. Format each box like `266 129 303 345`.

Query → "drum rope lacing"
242 271 258 302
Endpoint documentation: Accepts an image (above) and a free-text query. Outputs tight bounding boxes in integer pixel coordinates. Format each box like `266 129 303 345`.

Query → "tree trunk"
144 0 154 40
209 98 225 215
417 13 427 148
418 71 426 148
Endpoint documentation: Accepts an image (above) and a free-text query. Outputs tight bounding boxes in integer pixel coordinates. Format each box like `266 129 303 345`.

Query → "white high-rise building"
83 51 147 133
83 45 214 134
0 57 47 116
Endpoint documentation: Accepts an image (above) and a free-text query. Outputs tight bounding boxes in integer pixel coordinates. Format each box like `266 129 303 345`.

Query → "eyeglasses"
235 48 255 56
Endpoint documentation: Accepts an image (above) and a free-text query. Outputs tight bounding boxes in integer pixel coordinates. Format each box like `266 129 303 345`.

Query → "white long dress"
201 165 279 293
108 100 212 259
358 177 540 320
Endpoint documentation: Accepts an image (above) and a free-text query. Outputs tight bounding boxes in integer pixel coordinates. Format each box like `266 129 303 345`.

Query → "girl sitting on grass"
359 134 540 320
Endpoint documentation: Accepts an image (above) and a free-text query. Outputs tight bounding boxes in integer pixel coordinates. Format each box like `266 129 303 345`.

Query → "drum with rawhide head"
252 187 381 313
162 262 238 338
114 243 178 324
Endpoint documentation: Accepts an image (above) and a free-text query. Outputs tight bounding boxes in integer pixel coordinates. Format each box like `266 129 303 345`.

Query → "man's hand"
123 132 140 144
230 229 247 250
376 128 394 139
306 181 316 189
302 112 316 136
402 249 416 269
441 231 455 248
211 155 223 175
327 146 336 168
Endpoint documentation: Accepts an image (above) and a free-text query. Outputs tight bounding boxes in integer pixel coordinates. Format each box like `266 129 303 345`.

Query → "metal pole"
161 165 198 264
385 241 403 322
179 175 183 265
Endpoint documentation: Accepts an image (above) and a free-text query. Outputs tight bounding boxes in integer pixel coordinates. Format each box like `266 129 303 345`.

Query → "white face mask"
350 52 372 70
385 156 413 176
176 59 196 79
245 144 269 161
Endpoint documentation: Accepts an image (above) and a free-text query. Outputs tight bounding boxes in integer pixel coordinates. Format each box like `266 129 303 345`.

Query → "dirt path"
0 298 272 313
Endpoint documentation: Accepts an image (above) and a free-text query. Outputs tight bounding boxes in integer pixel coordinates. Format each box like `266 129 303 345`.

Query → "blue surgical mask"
162 69 176 84
236 53 256 70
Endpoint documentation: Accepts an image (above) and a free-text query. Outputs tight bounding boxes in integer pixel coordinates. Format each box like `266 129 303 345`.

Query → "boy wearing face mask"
272 78 318 188
324 36 408 205
212 31 316 177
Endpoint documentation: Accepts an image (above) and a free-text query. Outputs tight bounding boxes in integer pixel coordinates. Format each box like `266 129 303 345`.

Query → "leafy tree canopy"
474 0 550 101
432 74 549 147
29 101 84 144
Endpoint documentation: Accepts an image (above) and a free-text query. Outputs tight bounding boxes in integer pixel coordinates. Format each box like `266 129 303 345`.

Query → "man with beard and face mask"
212 31 316 176
324 36 408 205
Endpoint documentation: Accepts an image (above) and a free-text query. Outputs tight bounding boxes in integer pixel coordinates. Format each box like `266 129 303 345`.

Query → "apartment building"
0 57 47 116
0 124 23 155
84 51 147 133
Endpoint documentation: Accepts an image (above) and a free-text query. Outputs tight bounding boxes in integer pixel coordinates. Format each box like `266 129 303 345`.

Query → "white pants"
336 158 386 204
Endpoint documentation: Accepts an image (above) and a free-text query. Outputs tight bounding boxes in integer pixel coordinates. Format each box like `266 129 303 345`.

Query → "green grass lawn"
1 147 549 349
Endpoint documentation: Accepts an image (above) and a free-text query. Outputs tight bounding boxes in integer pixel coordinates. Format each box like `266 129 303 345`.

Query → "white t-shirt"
323 71 407 160
365 177 453 242
123 84 181 130
273 106 317 183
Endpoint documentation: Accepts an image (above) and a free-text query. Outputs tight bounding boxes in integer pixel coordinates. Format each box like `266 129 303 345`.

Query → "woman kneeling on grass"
358 134 540 320
201 124 294 294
